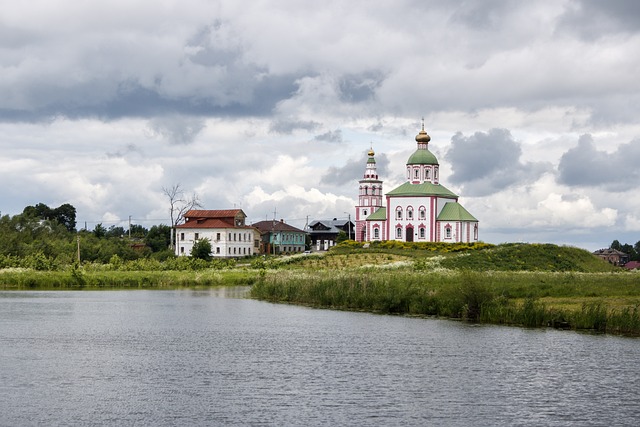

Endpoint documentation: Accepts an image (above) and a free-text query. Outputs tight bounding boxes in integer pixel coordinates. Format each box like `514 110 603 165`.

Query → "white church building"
355 122 479 243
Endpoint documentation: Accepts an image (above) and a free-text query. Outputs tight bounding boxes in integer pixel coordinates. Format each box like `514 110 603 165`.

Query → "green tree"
336 230 348 243
191 238 212 260
145 225 172 252
610 240 621 251
93 223 107 238
129 224 147 238
52 203 76 231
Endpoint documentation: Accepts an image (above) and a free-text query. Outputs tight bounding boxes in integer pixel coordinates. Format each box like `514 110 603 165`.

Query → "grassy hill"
300 241 617 273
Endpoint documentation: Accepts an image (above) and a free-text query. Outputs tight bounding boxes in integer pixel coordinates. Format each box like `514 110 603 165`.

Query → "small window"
396 227 402 239
374 228 379 239
216 247 220 254
216 232 220 241
396 208 402 220
420 228 425 238
407 208 413 220
363 210 368 216
180 246 184 254
414 168 419 179
445 227 452 239
194 233 199 240
420 208 426 220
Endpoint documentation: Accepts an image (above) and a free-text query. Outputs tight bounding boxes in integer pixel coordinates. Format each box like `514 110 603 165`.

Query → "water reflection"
1 289 638 426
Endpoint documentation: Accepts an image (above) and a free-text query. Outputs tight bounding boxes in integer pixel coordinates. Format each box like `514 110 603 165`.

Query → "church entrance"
406 226 414 242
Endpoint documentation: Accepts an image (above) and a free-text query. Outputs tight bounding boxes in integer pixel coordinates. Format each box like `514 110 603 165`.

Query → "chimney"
280 218 284 223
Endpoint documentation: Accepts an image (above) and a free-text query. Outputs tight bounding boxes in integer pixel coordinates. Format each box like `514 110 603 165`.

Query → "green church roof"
387 181 458 198
407 148 438 165
366 207 387 221
437 202 478 222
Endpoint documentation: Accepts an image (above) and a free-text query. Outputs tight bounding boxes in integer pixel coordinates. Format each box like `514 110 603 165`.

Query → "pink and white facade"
355 123 479 243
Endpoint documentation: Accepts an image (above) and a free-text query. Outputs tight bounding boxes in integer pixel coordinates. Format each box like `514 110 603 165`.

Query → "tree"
52 203 76 232
336 230 348 243
162 184 203 249
191 238 212 260
610 240 622 251
145 224 172 252
128 224 147 239
93 223 107 238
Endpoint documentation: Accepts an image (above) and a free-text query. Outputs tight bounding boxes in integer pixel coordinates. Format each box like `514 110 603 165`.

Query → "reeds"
250 269 640 335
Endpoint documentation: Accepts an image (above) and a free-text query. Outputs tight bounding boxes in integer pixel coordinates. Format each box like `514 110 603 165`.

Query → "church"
355 122 479 243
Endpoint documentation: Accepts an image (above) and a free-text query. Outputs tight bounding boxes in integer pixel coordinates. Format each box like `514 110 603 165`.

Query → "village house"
306 218 355 250
252 219 307 254
355 121 479 243
592 248 629 266
175 209 260 258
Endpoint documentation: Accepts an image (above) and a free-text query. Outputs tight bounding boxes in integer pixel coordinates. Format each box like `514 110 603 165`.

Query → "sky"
2 0 640 251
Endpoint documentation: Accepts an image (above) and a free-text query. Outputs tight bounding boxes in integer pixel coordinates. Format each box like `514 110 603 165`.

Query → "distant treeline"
610 240 640 261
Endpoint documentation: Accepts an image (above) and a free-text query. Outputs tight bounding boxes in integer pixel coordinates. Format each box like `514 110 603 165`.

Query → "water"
1 289 639 426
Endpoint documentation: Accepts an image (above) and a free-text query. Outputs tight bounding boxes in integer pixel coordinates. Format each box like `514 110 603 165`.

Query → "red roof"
624 261 640 270
176 209 251 229
184 209 244 219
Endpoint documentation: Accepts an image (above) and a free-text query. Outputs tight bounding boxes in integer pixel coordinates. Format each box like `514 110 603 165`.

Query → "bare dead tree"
162 184 203 249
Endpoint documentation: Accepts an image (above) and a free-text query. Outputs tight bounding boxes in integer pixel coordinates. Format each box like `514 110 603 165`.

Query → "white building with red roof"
175 209 260 258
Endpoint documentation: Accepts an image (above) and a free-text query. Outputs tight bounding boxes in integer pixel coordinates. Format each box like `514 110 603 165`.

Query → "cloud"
321 152 390 187
445 128 552 196
314 129 343 143
147 115 206 145
557 134 640 189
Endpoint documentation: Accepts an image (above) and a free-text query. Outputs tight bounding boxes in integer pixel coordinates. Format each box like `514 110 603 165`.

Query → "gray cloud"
446 129 553 196
314 129 343 143
147 115 206 145
338 71 385 103
321 152 390 187
269 119 320 134
558 0 640 39
558 134 640 189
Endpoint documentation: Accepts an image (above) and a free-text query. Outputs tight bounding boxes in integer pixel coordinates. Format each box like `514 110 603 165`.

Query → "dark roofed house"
592 248 629 266
306 218 355 251
252 219 307 254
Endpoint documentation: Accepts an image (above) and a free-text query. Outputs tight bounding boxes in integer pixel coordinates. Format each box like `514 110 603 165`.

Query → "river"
1 288 639 426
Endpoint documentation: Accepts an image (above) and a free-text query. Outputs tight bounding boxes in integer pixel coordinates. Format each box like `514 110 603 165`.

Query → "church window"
396 227 402 239
425 168 430 180
414 168 419 179
419 227 425 238
407 207 413 220
435 168 439 180
363 210 368 216
396 207 402 220
419 207 426 220
373 228 379 239
474 224 478 240
445 226 452 239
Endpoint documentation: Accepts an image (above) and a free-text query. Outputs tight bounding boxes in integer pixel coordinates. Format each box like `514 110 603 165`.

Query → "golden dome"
415 129 431 143
368 148 375 157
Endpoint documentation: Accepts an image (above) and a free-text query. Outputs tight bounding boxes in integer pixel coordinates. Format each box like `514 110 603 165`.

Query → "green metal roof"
436 202 478 222
407 148 438 165
366 207 387 221
386 181 458 198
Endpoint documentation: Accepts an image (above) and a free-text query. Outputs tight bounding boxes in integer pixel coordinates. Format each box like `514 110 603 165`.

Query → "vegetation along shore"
2 240 639 336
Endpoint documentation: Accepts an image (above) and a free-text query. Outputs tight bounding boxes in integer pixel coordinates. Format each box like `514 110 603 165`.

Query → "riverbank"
0 268 258 289
250 268 640 335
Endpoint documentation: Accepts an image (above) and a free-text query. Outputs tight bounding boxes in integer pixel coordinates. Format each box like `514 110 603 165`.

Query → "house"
306 218 355 250
252 219 307 254
355 121 479 243
175 209 260 258
592 248 629 266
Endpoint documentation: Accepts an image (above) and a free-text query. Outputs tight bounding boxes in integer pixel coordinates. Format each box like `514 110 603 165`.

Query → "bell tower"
355 147 383 242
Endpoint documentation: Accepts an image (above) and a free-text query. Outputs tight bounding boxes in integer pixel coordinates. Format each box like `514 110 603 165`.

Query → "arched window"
407 207 413 220
425 168 430 180
419 227 425 239
445 226 452 239
396 227 402 239
419 207 426 220
414 168 419 179
396 207 403 220
373 228 380 239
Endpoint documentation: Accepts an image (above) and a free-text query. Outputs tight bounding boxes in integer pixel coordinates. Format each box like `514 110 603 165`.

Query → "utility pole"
77 234 81 263
128 215 131 238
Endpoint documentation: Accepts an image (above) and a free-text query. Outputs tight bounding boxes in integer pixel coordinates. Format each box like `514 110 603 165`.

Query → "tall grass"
250 269 640 335
0 268 258 289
